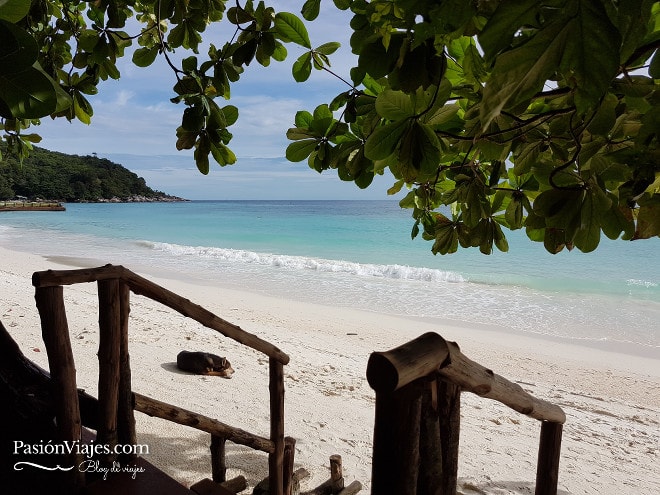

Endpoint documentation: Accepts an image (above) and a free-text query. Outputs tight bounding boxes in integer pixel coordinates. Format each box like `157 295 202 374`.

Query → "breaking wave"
139 240 466 284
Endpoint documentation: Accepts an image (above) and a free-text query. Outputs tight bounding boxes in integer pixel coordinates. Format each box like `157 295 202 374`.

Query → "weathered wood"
96 279 122 465
210 435 227 483
125 270 289 364
34 286 85 490
269 358 286 495
337 481 362 495
133 392 275 453
220 475 247 493
535 421 563 495
366 332 449 393
32 265 290 364
330 454 344 492
438 340 566 424
371 381 423 495
437 378 461 495
283 437 296 495
32 264 126 287
417 379 443 495
116 281 136 462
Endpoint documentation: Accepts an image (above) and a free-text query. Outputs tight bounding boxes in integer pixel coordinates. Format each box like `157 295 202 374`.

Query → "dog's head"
207 356 235 378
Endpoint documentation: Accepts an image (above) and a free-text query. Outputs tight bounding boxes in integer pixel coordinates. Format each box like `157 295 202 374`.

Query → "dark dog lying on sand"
176 351 235 378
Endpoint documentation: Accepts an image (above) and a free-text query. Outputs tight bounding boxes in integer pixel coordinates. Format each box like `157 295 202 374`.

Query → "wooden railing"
366 332 565 495
32 265 291 494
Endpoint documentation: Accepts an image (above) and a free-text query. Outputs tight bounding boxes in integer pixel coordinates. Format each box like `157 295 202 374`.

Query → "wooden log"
124 270 290 364
370 381 423 495
366 332 449 393
116 280 136 462
283 437 296 495
34 286 85 490
535 421 563 495
96 279 122 465
337 481 362 495
437 378 461 495
417 379 442 495
32 264 125 287
269 358 286 495
133 392 275 453
330 455 344 492
33 265 290 364
437 340 566 424
220 475 247 493
211 435 227 483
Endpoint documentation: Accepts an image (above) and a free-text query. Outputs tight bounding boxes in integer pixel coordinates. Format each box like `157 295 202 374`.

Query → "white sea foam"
626 278 658 288
142 240 467 284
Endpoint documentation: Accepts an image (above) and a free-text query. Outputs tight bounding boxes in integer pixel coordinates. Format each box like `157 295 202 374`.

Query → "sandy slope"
1 246 658 494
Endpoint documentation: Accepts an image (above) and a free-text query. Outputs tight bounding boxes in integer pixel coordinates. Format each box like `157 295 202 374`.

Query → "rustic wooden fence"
32 264 292 495
366 332 566 495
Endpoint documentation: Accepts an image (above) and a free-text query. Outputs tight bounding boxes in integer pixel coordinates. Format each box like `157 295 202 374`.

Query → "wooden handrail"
133 393 275 453
367 332 565 424
32 265 290 364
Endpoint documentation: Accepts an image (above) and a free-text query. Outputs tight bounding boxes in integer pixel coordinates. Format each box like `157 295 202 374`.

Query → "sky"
31 2 398 200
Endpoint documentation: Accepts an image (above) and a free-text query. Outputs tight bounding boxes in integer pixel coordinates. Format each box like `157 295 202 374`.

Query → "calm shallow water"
1 200 658 353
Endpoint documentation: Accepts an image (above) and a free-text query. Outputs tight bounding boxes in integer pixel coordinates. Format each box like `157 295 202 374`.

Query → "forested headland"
0 146 183 202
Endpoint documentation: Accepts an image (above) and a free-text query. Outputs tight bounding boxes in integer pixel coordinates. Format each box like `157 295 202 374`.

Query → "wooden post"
330 454 344 492
535 421 563 495
211 435 227 483
116 281 136 463
34 285 85 490
370 381 423 495
269 358 285 495
283 437 296 495
417 379 442 495
437 378 461 495
97 279 122 465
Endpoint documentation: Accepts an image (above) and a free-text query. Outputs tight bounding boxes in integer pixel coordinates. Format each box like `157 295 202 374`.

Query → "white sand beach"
2 245 659 494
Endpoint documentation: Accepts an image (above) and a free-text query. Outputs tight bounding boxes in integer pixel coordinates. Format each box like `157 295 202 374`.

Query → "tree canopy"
1 0 658 254
0 144 174 201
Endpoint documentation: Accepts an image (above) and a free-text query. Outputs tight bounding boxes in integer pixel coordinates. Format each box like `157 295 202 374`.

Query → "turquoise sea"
0 200 658 355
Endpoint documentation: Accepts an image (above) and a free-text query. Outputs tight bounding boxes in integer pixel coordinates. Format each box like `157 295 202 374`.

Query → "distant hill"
0 146 184 202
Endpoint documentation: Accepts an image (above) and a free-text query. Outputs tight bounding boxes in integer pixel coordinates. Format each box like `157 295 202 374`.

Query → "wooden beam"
34 285 85 490
116 280 137 462
371 381 423 495
210 435 227 483
366 332 449 393
535 421 563 495
133 393 275 453
96 279 122 465
438 340 566 424
269 358 285 495
33 265 290 364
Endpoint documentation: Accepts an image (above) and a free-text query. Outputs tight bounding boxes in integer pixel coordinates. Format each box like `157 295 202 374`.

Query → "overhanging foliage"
1 0 658 253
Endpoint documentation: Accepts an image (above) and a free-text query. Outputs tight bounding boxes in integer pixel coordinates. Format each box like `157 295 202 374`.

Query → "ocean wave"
138 240 466 283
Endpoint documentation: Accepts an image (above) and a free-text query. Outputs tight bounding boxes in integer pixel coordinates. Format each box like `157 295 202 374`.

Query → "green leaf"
301 0 321 21
478 0 541 63
275 12 311 48
0 0 31 22
364 120 409 161
375 90 414 120
292 51 312 82
315 42 341 56
132 46 159 68
0 65 62 119
210 141 236 166
0 19 38 74
286 139 318 162
634 198 660 239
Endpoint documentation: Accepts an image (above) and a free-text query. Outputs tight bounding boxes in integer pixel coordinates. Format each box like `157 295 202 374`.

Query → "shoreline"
2 245 659 494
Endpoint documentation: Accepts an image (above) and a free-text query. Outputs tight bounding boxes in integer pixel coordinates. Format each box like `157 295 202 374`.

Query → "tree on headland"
1 0 658 254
